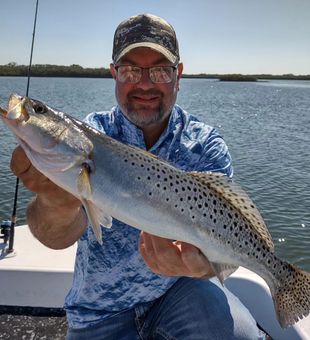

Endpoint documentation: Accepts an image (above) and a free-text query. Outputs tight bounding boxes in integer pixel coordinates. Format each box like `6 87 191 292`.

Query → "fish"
0 93 309 328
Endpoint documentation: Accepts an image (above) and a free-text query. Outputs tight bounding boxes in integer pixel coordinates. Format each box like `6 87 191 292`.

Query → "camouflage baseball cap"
112 14 180 64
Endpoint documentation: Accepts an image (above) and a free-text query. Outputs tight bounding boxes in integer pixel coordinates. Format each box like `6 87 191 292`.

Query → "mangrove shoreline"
1 63 309 81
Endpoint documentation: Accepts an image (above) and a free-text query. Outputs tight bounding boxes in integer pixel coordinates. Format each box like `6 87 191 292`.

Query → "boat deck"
0 225 309 339
0 312 67 340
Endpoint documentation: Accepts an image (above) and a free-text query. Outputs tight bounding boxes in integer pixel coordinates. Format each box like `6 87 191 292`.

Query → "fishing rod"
6 0 40 253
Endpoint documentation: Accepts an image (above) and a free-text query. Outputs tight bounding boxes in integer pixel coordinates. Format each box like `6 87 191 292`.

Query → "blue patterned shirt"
64 104 233 329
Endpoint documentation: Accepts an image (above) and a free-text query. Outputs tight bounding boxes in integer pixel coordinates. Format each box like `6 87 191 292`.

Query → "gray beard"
125 104 166 128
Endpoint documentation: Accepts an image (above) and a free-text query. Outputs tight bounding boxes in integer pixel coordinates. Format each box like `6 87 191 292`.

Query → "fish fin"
99 213 113 229
272 262 310 328
77 163 93 199
77 163 112 244
209 262 239 285
81 199 103 244
189 172 274 252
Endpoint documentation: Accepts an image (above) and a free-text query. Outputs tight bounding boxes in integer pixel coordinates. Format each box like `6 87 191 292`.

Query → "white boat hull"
0 225 309 339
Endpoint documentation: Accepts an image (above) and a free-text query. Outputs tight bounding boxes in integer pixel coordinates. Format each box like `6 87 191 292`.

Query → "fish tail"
272 263 310 328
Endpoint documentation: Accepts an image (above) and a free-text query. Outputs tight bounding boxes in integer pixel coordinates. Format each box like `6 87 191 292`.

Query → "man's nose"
138 69 154 89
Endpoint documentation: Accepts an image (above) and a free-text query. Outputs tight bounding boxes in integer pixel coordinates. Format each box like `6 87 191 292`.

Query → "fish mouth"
0 106 7 117
5 94 30 121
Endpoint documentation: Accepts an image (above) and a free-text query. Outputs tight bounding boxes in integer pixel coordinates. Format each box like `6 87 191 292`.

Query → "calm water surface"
0 77 309 270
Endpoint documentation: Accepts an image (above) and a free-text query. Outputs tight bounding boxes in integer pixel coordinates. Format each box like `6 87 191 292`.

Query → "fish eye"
33 101 48 114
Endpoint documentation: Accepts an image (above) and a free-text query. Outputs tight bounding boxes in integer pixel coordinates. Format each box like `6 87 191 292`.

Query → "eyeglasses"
114 65 178 84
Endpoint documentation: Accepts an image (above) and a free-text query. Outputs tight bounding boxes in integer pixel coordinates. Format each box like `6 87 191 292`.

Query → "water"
0 77 309 271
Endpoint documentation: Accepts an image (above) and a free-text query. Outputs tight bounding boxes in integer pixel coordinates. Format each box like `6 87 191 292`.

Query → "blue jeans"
66 277 266 339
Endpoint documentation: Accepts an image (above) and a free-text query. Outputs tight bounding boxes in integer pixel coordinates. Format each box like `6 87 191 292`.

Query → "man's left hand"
139 231 215 278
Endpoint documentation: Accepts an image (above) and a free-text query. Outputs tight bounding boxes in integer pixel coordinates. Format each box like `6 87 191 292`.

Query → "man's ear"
176 63 184 91
110 63 117 79
177 63 184 80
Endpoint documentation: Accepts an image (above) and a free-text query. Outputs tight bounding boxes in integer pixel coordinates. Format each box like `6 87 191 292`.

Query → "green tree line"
0 63 309 80
0 63 112 78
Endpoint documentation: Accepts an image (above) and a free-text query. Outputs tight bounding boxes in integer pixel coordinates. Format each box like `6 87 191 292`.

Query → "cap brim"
114 42 178 64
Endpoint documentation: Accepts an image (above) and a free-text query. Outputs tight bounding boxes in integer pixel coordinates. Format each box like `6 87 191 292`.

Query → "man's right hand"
11 146 79 205
10 146 87 249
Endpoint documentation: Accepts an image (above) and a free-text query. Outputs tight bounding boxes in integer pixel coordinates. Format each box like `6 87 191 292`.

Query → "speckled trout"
1 94 309 328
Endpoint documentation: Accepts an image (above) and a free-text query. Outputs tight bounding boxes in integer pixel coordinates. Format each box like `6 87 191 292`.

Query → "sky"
1 0 310 75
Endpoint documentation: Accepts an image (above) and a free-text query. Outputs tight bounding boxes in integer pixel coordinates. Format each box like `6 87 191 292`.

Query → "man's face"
110 47 183 129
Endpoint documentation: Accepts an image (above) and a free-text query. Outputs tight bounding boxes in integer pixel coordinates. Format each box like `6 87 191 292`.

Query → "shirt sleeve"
196 128 233 177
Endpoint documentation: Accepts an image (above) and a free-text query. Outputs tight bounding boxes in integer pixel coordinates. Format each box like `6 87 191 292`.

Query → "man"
11 14 265 339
